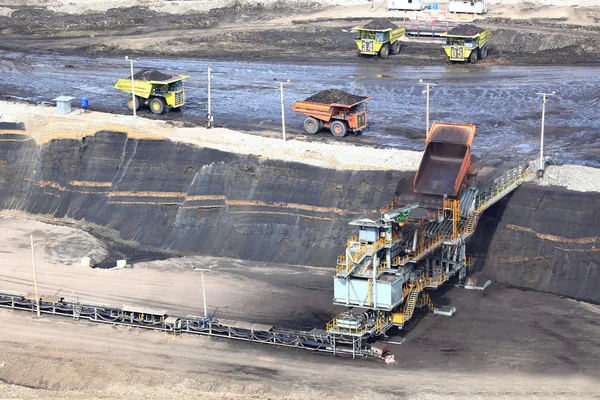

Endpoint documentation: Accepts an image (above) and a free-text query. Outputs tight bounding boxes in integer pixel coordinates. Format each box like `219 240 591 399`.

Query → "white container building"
448 0 487 14
387 0 425 11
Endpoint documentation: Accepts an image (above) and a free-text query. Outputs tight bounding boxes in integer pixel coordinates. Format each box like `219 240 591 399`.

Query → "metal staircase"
463 165 528 238
337 239 385 278
403 288 420 321
464 213 478 236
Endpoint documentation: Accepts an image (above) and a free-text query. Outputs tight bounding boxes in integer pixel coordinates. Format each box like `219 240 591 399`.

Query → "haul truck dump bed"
414 122 475 197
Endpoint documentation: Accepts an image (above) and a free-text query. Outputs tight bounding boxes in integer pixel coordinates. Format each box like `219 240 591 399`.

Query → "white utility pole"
30 235 40 317
125 56 138 118
193 267 212 317
419 79 437 136
207 66 214 128
277 79 291 141
536 91 556 174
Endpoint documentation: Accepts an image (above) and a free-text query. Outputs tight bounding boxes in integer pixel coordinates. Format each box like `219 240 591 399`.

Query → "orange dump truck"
291 89 371 137
414 122 476 197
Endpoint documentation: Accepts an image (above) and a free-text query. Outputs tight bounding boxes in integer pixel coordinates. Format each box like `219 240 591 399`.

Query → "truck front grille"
361 40 374 53
175 91 185 106
358 113 366 128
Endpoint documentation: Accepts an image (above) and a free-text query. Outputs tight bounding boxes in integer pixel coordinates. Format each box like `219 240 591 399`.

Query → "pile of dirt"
0 3 318 35
363 19 399 30
105 6 158 25
305 89 368 105
132 69 172 81
448 24 484 36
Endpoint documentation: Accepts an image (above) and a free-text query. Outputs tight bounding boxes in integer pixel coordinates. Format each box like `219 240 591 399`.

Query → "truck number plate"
451 47 463 59
362 40 374 53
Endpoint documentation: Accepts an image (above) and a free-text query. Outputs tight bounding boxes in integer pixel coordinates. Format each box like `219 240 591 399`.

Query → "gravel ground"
3 100 600 187
0 214 599 399
538 164 600 192
0 100 423 171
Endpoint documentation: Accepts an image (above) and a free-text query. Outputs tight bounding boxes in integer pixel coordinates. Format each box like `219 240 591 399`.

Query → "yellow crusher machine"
326 123 530 340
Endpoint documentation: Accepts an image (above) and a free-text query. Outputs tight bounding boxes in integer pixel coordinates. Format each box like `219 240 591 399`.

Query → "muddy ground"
0 3 599 398
0 4 599 65
2 56 599 168
0 214 599 399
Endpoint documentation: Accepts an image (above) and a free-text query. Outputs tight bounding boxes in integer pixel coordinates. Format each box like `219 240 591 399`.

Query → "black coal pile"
132 69 172 81
305 89 369 105
363 19 399 30
448 24 484 36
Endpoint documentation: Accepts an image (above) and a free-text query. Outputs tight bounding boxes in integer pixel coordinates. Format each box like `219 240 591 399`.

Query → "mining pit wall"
0 131 597 302
0 131 405 266
469 185 600 303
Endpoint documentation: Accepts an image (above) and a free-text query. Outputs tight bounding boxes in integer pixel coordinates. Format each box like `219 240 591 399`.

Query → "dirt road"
1 53 599 167
0 2 599 168
0 213 599 398
0 2 599 66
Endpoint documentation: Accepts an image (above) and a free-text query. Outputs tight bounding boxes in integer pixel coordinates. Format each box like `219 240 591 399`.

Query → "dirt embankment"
0 3 324 36
0 3 599 65
488 24 600 65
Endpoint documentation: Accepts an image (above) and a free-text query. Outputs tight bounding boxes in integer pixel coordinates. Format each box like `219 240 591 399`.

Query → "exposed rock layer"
470 184 600 302
0 131 404 266
0 130 597 301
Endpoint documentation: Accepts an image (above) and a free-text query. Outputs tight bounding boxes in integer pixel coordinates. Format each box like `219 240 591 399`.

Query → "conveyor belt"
0 291 376 359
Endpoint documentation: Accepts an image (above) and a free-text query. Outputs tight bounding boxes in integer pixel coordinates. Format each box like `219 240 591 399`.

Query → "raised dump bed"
414 122 475 197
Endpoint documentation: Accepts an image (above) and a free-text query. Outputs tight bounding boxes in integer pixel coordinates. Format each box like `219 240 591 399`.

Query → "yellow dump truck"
441 25 492 63
114 69 189 114
354 20 406 59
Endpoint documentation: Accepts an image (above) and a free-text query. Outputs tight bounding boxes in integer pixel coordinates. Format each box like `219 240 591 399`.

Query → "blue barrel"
434 2 438 10
80 97 89 108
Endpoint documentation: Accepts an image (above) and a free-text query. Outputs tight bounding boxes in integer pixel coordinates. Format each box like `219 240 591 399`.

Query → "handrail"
396 231 450 266
424 271 447 288
337 237 387 276
443 198 454 210
378 262 388 274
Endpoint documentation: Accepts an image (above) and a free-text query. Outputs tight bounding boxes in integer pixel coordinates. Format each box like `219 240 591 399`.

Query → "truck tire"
149 97 166 114
379 44 390 59
469 51 478 64
481 46 488 59
126 95 140 111
303 117 321 134
391 41 401 55
330 120 348 138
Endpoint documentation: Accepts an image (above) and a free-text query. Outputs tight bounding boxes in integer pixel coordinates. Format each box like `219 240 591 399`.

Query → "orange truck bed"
414 122 476 197
291 97 371 136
